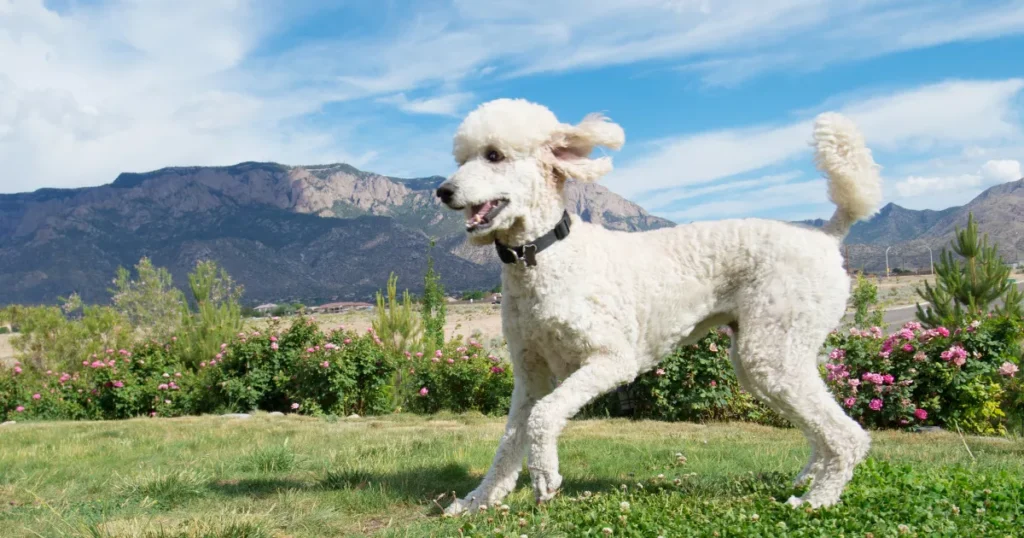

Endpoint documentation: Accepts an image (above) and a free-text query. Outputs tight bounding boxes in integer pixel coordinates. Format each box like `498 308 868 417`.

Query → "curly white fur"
438 99 881 514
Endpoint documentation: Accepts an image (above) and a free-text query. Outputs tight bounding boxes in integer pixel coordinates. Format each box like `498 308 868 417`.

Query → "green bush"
823 317 1023 434
582 330 786 427
404 337 514 416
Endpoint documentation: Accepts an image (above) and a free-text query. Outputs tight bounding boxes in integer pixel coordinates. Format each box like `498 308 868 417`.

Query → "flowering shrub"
582 330 787 427
404 338 514 416
823 317 1023 434
0 314 512 421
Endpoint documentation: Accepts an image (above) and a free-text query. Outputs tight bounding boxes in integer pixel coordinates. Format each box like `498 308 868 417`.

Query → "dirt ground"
0 333 15 366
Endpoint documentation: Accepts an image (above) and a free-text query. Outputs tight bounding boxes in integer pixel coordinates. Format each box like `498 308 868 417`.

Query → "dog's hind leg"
727 323 822 488
525 354 638 503
445 353 554 515
734 320 870 508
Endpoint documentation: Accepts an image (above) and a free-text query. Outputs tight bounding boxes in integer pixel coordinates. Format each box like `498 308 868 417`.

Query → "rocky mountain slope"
0 162 674 305
804 179 1024 272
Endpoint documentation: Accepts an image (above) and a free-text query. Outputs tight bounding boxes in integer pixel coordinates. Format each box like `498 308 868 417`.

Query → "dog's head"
436 98 624 246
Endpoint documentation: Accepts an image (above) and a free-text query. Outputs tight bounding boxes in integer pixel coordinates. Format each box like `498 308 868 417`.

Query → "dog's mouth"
465 199 509 232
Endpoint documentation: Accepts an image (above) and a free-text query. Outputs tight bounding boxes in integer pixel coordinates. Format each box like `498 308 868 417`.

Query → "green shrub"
404 337 514 416
582 330 786 427
824 317 1023 434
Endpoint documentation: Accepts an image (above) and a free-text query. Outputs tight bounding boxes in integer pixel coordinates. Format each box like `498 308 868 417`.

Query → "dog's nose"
436 185 455 205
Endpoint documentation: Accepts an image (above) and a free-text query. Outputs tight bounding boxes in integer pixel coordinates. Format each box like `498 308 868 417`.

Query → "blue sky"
2 0 1024 223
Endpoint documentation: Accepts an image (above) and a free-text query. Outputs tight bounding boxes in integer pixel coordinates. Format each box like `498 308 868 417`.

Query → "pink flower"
150 411 157 417
848 379 860 388
419 387 429 396
291 403 300 410
655 368 666 376
490 366 505 374
200 362 207 368
321 361 330 368
434 350 443 358
175 372 182 378
415 352 424 358
271 342 279 351
936 327 950 337
15 405 25 412
882 374 895 385
828 348 845 361
914 408 928 420
844 397 856 408
709 380 717 387
158 384 169 391
113 381 124 388
343 338 352 345
32 393 41 400
306 347 315 354
913 351 927 362
941 345 968 366
215 353 223 360
270 336 278 342
999 362 1019 377
446 358 455 364
13 366 21 375
902 344 915 353
869 399 883 411
171 336 177 342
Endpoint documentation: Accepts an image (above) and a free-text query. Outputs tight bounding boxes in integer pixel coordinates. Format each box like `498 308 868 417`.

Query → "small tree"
177 260 244 366
421 240 447 351
109 257 185 340
372 272 421 355
916 213 1023 328
850 272 885 328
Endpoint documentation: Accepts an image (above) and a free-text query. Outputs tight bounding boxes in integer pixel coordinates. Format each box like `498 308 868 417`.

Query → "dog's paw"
531 470 562 504
444 494 485 516
785 495 806 508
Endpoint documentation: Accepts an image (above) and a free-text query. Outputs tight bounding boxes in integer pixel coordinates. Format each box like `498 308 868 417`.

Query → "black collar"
495 210 572 267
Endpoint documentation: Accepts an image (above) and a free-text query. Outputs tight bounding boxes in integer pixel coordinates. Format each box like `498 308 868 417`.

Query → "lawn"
1 415 1022 537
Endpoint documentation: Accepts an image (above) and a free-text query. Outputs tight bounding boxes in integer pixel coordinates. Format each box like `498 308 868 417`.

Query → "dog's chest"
503 281 595 373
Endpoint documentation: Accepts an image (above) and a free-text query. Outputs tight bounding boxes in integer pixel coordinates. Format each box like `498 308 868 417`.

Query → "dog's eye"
485 149 504 163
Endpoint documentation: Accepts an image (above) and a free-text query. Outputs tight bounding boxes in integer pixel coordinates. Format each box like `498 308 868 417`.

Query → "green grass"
1 414 1022 537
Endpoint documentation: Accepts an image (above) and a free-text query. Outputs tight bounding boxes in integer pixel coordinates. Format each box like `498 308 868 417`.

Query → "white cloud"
375 92 474 117
658 180 829 221
607 79 1024 198
980 159 1023 183
4 0 1024 194
894 159 1022 199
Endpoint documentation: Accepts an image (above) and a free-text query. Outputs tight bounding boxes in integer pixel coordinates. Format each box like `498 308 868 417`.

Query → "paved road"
842 281 1024 332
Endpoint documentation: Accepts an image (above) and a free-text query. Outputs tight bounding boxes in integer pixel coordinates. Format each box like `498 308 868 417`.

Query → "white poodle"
435 98 882 514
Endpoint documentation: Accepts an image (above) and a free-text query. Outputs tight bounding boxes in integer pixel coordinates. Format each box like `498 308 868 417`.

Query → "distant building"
254 303 278 314
311 301 373 314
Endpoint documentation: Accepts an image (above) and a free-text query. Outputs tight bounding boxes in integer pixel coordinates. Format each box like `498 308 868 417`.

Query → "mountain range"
2 161 1020 306
802 179 1024 273
0 162 673 305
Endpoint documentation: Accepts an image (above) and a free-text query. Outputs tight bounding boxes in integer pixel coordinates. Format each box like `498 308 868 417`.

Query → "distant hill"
0 162 674 305
801 179 1024 272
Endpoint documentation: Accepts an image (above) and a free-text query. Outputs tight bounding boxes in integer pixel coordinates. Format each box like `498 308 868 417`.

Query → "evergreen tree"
421 240 447 350
916 213 1022 328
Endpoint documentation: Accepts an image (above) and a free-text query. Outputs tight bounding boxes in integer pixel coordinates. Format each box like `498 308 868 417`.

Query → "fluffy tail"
812 112 882 239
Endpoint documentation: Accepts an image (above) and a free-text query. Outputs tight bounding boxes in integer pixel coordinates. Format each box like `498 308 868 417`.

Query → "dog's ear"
545 113 625 183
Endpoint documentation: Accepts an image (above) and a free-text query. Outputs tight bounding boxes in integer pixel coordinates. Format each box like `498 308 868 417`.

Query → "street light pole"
885 246 892 278
925 246 934 275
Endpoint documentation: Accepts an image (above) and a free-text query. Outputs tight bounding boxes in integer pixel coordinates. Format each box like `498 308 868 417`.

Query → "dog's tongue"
472 201 496 219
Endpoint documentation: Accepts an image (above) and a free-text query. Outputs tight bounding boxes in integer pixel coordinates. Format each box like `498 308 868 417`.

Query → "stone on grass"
221 413 251 419
267 412 285 417
1 421 15 426
348 413 360 419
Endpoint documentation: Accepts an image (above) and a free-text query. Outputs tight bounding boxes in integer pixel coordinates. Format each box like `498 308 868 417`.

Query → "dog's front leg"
445 353 552 515
526 356 637 503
